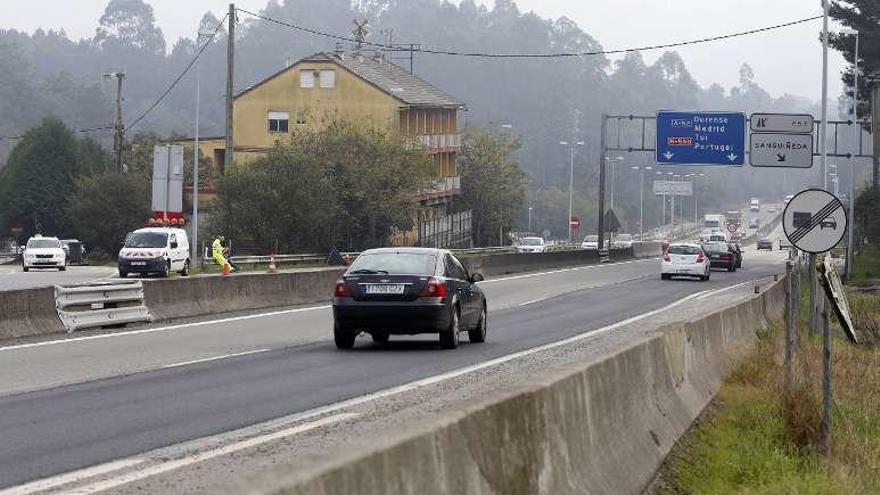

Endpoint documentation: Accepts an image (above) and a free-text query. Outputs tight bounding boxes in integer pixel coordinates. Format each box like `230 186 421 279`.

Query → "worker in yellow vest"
212 235 233 274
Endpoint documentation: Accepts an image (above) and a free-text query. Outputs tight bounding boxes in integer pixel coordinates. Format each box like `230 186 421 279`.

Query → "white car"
22 235 67 272
613 234 634 249
516 237 545 253
661 243 709 281
581 234 599 250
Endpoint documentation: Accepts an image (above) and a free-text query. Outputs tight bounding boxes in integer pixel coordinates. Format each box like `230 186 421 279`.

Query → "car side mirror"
470 273 485 283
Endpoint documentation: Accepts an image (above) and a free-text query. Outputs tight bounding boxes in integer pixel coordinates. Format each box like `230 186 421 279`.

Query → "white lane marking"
0 305 331 353
160 348 271 369
0 460 144 495
695 279 768 300
0 258 657 353
1 414 358 495
481 257 656 284
518 296 549 307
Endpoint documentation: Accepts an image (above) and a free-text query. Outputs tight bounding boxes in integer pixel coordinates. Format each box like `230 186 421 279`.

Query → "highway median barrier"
0 286 65 340
226 276 787 495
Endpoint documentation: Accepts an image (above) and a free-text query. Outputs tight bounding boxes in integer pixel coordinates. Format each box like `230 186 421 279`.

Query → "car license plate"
710 255 720 259
131 262 146 266
365 284 404 295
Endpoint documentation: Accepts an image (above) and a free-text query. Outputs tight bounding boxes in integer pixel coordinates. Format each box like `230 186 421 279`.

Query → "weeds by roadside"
661 291 880 494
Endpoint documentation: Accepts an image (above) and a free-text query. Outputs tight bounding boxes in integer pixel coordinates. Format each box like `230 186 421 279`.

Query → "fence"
418 210 473 249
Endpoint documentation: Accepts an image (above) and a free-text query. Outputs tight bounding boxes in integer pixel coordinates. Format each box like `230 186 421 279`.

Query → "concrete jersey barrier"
227 278 786 495
144 267 346 322
0 286 65 340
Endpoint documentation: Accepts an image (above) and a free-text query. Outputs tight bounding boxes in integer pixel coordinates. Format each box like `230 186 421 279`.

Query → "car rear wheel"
468 305 487 343
661 273 670 280
119 269 128 278
179 259 190 277
22 265 28 273
440 307 460 349
371 332 389 344
161 260 171 278
334 322 356 350
59 264 66 272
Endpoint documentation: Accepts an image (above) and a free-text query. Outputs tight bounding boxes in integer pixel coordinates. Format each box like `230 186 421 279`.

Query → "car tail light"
721 254 732 260
696 251 705 263
418 277 447 298
662 250 671 262
334 279 352 297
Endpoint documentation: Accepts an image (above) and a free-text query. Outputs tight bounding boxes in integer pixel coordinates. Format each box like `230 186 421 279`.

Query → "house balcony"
417 176 461 203
418 133 462 154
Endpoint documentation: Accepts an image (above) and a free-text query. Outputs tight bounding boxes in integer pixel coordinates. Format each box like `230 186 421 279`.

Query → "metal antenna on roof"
352 18 369 51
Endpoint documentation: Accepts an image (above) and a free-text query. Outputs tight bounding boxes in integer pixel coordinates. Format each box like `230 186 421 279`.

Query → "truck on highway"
703 214 726 230
749 198 760 212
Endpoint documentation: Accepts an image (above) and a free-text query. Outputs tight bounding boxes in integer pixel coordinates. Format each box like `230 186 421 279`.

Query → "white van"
117 227 190 278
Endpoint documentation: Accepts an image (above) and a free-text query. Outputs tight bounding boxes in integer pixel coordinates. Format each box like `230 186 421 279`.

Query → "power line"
126 13 228 133
237 8 822 59
0 125 115 142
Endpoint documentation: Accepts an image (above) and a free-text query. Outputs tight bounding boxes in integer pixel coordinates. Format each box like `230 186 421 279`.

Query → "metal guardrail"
55 281 152 333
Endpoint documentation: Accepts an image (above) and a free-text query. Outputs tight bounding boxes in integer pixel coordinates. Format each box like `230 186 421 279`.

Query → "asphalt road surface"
0 265 116 291
0 237 788 491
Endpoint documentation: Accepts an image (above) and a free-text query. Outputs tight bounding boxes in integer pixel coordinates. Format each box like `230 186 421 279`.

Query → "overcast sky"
5 0 846 101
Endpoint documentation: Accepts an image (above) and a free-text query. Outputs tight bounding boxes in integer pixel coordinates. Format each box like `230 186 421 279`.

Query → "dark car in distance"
703 242 737 272
332 248 487 350
757 238 773 251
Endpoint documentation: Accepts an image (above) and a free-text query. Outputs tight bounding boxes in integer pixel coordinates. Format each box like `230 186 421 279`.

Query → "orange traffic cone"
268 255 278 273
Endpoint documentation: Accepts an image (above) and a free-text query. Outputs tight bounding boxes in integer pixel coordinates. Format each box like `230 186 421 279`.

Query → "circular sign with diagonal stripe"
783 188 847 254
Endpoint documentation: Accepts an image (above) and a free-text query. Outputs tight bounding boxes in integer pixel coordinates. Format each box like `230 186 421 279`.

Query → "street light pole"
528 207 533 232
561 140 584 242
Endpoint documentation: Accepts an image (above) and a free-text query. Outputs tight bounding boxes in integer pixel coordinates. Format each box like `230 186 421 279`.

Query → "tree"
94 0 165 54
214 120 431 251
69 171 151 256
458 125 528 246
0 118 93 237
213 140 340 253
829 1 879 118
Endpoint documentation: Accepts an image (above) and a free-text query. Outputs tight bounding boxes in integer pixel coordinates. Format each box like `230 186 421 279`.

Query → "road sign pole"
820 304 832 457
784 262 794 403
846 32 859 281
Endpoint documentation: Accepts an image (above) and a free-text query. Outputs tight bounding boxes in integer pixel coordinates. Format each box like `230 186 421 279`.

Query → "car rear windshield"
27 239 60 249
668 245 700 255
521 238 543 246
584 235 598 242
125 232 167 248
704 242 729 253
616 235 633 242
349 252 437 275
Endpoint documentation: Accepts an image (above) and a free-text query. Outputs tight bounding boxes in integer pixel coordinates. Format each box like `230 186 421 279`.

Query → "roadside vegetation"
661 290 880 494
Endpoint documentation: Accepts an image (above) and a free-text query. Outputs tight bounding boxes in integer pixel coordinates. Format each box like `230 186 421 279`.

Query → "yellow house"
197 51 465 205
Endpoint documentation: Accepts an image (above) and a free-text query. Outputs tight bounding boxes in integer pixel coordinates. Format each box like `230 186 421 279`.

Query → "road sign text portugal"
656 111 746 166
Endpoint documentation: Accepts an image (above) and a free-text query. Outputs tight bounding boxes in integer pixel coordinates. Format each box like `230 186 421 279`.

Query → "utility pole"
847 30 859 281
597 114 608 251
224 3 235 174
105 72 126 173
821 0 830 191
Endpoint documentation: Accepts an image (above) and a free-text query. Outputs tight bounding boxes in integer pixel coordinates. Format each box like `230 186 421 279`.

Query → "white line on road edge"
695 279 766 301
0 258 656 353
160 348 271 369
0 414 358 495
4 279 767 494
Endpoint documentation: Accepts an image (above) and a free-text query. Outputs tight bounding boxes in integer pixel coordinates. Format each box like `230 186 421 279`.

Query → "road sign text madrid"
656 111 745 166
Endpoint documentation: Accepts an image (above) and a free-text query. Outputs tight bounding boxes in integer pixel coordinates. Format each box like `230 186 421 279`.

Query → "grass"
850 244 880 287
661 292 880 495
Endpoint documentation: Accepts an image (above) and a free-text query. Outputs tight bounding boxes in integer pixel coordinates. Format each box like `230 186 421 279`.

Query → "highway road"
0 232 789 493
0 265 116 291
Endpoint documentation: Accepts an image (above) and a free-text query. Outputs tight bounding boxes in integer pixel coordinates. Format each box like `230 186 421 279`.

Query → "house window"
268 111 289 133
296 111 306 125
319 70 335 88
299 70 315 88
